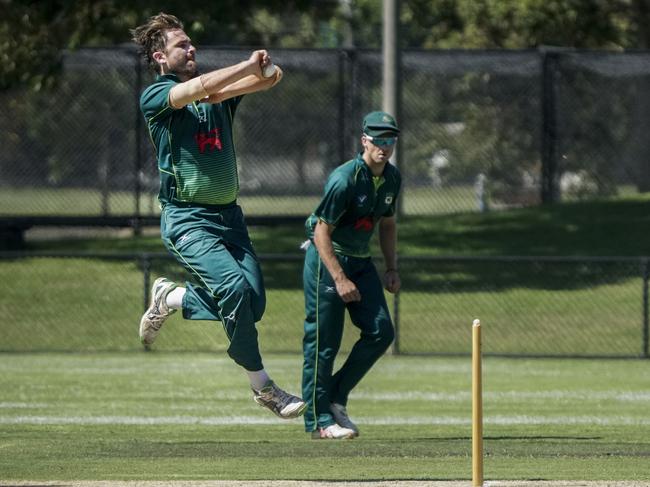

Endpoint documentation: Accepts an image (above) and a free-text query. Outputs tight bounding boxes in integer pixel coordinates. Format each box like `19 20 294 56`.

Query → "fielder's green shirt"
140 74 241 206
306 153 401 257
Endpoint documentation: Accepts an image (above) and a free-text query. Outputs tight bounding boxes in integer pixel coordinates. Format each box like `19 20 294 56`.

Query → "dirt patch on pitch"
1 481 648 487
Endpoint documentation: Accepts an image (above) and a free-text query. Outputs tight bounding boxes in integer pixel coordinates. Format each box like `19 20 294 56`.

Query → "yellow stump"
472 318 483 487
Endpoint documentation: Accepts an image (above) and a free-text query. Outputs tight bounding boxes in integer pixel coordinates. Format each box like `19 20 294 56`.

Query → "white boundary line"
2 390 649 409
1 414 649 425
352 390 650 401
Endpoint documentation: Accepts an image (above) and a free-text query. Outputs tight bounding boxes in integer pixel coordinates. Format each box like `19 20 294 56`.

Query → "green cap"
362 111 400 137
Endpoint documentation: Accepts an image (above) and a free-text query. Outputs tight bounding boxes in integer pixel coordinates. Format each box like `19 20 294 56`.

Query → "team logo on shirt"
195 128 222 153
357 195 368 206
385 194 394 205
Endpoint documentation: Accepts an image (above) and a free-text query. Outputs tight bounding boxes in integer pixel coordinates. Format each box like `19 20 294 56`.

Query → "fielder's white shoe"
253 381 307 419
139 277 177 347
311 423 356 440
330 402 359 437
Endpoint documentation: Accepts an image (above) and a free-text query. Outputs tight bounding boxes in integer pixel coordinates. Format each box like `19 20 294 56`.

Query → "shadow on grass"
142 255 646 294
424 436 602 441
20 198 647 294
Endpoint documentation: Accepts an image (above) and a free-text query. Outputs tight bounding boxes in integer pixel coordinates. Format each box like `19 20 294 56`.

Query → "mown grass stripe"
2 415 649 426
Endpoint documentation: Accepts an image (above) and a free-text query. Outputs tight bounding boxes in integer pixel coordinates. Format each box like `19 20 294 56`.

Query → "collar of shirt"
354 152 385 187
156 73 182 83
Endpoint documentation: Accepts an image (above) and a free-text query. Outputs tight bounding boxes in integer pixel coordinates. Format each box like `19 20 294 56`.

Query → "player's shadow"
426 435 602 441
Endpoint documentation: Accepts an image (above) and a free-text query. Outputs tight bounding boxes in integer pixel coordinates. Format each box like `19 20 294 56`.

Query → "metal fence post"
642 258 649 358
141 254 151 312
133 51 143 236
349 49 360 156
541 48 560 204
391 290 401 355
338 50 347 165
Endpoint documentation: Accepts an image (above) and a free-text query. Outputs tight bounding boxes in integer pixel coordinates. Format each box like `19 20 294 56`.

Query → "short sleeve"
140 79 176 123
224 95 244 118
313 174 351 226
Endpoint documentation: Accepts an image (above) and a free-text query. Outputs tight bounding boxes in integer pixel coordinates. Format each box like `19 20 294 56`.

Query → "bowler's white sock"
165 287 186 310
247 369 271 391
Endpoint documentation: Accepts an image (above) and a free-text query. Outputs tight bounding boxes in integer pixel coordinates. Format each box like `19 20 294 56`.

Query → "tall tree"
0 0 335 90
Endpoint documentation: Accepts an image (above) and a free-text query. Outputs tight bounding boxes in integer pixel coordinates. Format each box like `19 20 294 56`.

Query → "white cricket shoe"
311 423 356 440
330 402 359 437
253 381 306 419
139 277 177 347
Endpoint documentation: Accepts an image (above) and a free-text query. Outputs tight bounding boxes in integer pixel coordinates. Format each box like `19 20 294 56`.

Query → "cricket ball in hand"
262 63 277 78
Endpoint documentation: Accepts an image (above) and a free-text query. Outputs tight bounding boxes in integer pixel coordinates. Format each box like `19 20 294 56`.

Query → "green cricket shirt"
306 153 401 257
140 74 241 206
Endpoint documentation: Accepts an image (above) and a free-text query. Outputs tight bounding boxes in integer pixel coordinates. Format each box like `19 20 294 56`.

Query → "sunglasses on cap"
364 134 398 147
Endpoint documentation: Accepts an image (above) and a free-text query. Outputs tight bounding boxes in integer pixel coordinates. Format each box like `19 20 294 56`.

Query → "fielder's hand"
383 269 401 294
335 277 361 303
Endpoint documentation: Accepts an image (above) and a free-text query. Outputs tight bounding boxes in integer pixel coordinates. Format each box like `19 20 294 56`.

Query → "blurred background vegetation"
2 0 650 90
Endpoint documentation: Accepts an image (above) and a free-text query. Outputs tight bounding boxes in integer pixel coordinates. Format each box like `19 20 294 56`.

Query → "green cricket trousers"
302 242 395 432
161 203 266 372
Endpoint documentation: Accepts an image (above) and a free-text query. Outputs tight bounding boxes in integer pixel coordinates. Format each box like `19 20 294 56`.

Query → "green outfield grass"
0 186 480 217
0 255 645 356
1 184 643 217
0 353 648 481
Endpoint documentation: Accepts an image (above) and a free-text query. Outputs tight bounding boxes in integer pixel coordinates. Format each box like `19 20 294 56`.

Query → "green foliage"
0 0 334 90
3 3 649 196
554 57 649 196
1 1 64 90
438 70 539 195
445 0 631 48
402 0 464 48
3 0 650 91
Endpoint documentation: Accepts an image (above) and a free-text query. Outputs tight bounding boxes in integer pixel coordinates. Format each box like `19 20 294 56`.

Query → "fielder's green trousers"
302 242 395 432
161 203 266 372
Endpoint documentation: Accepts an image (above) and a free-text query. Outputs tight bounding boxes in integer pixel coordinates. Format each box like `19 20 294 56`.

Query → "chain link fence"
1 48 649 218
1 252 647 358
2 48 648 358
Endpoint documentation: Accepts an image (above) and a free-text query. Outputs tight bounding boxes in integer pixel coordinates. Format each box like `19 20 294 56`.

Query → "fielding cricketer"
302 111 401 439
131 12 306 420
